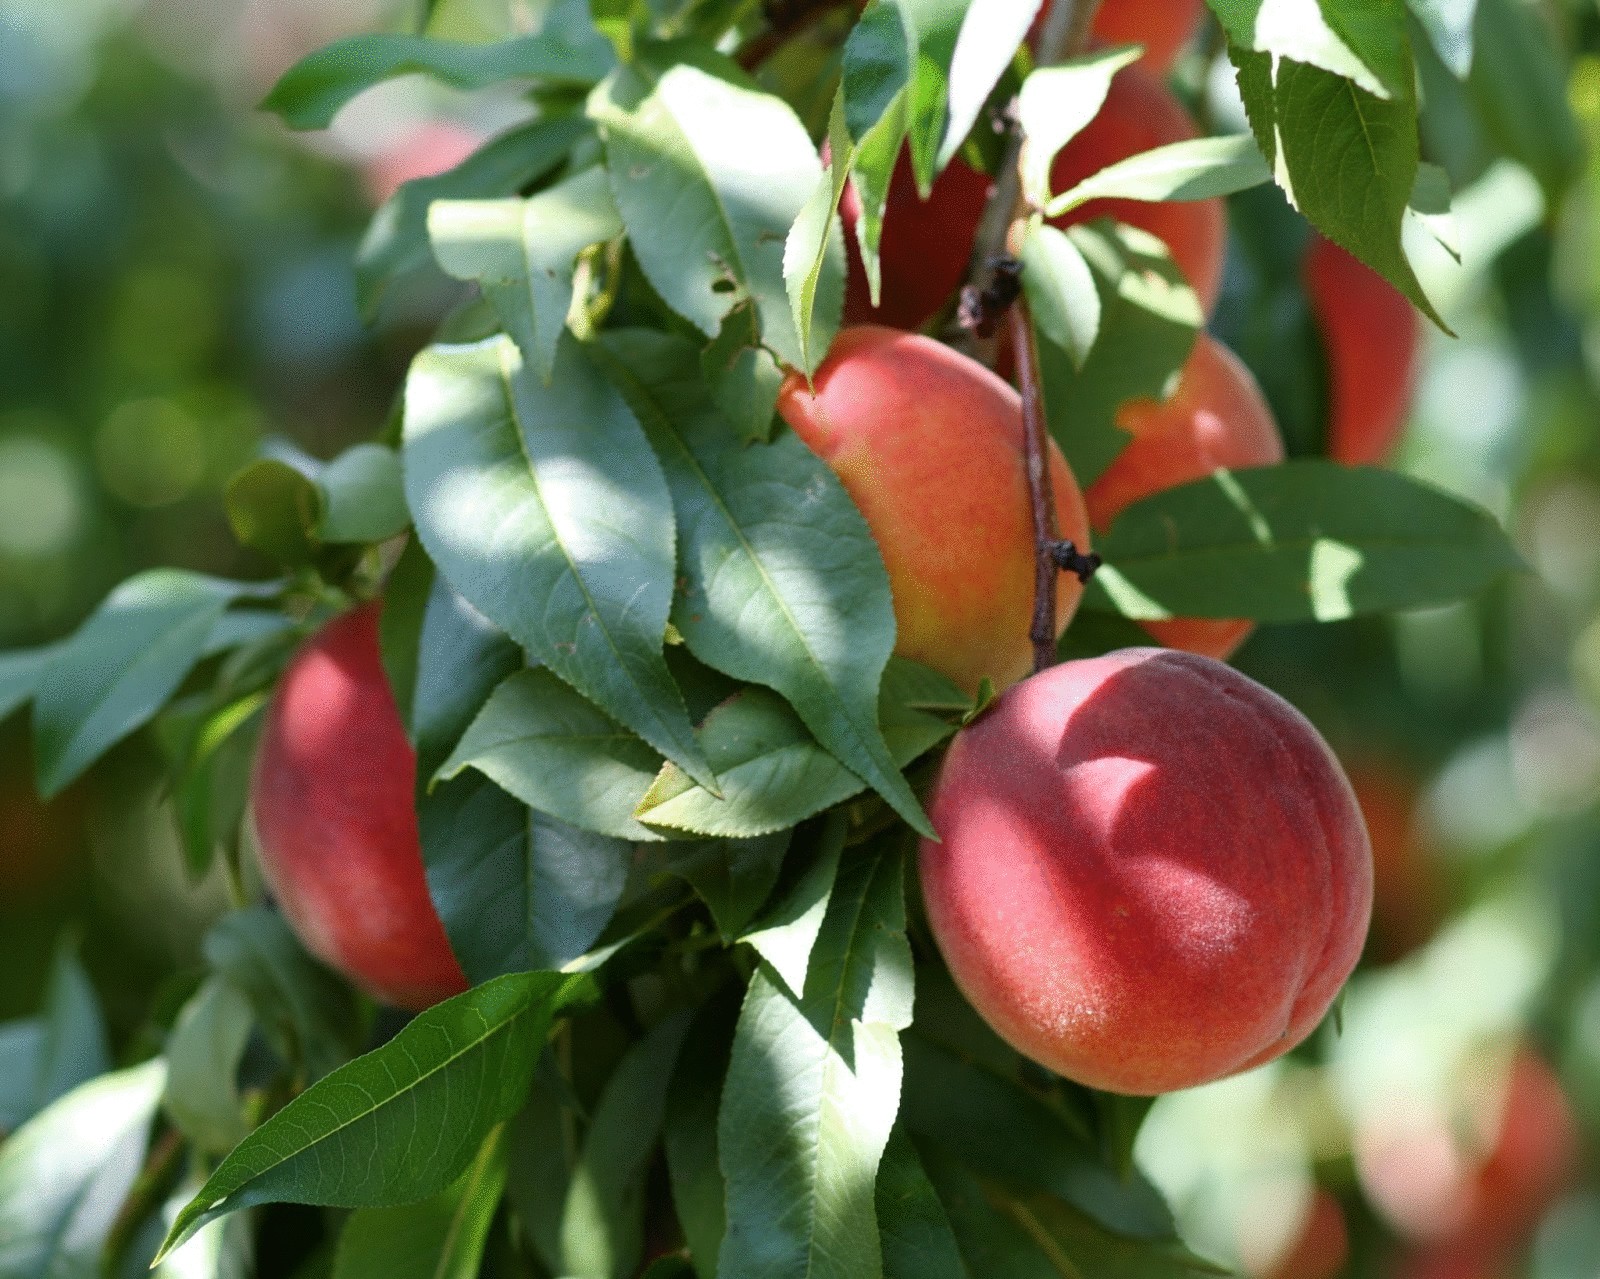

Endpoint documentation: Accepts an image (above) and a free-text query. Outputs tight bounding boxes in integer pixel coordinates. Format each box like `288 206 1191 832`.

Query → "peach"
919 648 1373 1095
839 65 1225 331
777 325 1091 695
361 121 483 207
1303 235 1424 466
1091 0 1207 73
1358 1048 1579 1254
1263 1189 1349 1279
1085 334 1284 661
250 602 468 1011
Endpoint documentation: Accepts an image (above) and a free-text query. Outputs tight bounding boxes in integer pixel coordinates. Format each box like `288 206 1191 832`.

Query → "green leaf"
359 115 591 319
717 847 915 1279
1046 134 1271 215
650 832 792 941
1023 221 1201 487
430 167 625 384
1466 0 1581 210
1080 461 1524 622
263 32 614 130
740 815 846 998
1016 50 1141 209
317 444 409 543
942 0 1042 170
901 1034 1173 1241
411 574 522 780
0 1020 43 1135
892 0 971 194
782 96 851 377
923 1152 1225 1279
31 936 111 1121
163 976 254 1155
1208 0 1407 99
559 1013 691 1278
403 332 714 791
33 570 249 798
878 1128 970 1279
1408 0 1476 77
505 1072 575 1274
840 6 912 302
634 680 953 839
141 1173 255 1279
155 972 594 1262
591 60 835 372
167 689 267 879
591 329 932 836
332 1125 508 1279
225 460 321 564
0 1059 168 1279
700 331 785 446
203 907 363 1082
0 643 60 726
439 666 666 841
663 1001 736 1279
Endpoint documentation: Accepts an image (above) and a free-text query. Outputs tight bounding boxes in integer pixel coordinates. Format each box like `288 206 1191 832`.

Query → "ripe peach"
839 65 1225 331
1263 1190 1349 1279
840 149 993 332
1091 0 1207 73
1303 235 1424 466
250 602 468 1011
1084 334 1284 661
920 648 1373 1095
1344 760 1445 961
1358 1048 1579 1253
776 325 1091 695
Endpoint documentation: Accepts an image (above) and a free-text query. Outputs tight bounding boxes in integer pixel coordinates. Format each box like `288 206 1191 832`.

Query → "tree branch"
974 0 1104 674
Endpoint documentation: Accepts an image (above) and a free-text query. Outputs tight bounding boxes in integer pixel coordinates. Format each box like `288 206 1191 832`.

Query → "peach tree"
0 0 1570 1276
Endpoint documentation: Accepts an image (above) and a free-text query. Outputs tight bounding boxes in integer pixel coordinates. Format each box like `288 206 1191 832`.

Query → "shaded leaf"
358 115 591 318
591 329 931 836
592 59 836 371
1081 461 1523 622
439 666 665 841
878 1128 970 1279
430 167 624 383
0 643 59 726
163 976 254 1155
717 848 914 1279
559 1013 691 1278
156 972 593 1261
264 32 614 130
331 1125 508 1279
33 570 250 797
403 332 713 790
650 832 792 941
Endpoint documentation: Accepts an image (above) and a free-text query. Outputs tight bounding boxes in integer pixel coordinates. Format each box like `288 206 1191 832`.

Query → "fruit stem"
1010 303 1063 674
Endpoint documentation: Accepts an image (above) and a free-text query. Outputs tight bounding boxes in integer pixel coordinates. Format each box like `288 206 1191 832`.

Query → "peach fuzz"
250 602 468 1011
777 326 1090 695
1085 334 1284 661
1304 235 1424 466
839 65 1225 332
919 649 1372 1095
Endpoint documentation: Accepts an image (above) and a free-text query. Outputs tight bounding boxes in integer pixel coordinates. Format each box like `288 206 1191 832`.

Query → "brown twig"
1011 303 1062 673
966 0 1103 674
736 0 848 70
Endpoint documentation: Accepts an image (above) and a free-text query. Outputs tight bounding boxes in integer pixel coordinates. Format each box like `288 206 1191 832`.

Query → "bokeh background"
3 1 1600 1276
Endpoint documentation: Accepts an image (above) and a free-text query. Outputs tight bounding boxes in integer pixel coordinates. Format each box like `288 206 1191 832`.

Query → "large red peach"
839 65 1225 331
250 602 468 1011
1304 235 1423 466
1085 334 1284 661
777 325 1091 695
919 649 1373 1095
